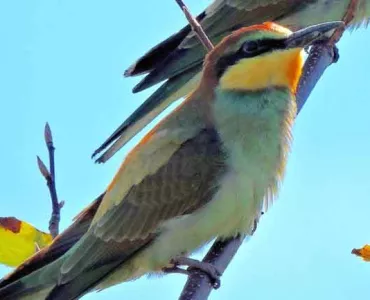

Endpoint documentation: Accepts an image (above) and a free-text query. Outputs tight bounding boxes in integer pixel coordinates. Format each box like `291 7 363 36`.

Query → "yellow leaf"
0 217 52 267
352 245 370 262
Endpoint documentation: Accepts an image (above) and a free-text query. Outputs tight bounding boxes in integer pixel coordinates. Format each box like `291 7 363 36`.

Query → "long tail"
0 255 120 300
0 194 103 299
0 238 152 300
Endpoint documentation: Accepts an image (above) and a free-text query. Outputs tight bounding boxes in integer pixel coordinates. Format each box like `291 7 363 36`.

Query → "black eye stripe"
216 54 240 78
238 38 286 58
216 38 286 78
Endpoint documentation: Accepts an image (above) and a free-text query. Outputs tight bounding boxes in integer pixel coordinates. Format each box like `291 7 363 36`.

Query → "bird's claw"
163 257 221 289
162 265 189 276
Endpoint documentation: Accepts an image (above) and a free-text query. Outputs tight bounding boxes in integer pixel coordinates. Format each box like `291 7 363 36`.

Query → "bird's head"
202 21 343 94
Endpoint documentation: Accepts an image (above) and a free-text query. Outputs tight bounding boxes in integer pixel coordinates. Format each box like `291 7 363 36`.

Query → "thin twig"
45 123 55 188
174 0 214 51
328 0 358 45
176 0 358 299
37 123 63 238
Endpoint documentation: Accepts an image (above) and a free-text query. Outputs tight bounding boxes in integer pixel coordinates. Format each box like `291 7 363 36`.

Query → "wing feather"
60 127 227 284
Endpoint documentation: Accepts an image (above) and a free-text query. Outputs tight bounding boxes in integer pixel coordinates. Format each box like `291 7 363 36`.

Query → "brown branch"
180 215 262 300
328 0 358 45
296 44 338 113
174 0 214 51
176 1 358 299
179 236 245 300
37 123 63 238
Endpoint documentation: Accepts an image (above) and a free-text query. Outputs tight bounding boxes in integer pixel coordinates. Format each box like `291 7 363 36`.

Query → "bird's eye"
242 41 259 54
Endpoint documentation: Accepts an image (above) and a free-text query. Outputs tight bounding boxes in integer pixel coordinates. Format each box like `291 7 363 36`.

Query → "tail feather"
0 281 53 300
44 234 155 300
124 11 206 77
0 257 64 300
0 195 102 289
0 195 104 300
45 261 122 300
92 65 202 163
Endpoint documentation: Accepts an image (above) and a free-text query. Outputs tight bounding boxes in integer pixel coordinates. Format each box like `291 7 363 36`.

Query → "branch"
37 123 63 238
296 44 337 113
179 236 245 300
176 1 357 299
174 0 214 51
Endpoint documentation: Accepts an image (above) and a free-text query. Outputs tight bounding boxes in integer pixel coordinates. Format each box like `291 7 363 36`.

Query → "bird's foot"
162 266 191 276
163 257 221 289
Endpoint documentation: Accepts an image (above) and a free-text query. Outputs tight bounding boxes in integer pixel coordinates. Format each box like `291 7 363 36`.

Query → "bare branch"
174 0 214 51
179 236 245 300
37 123 62 238
296 44 338 113
328 0 358 45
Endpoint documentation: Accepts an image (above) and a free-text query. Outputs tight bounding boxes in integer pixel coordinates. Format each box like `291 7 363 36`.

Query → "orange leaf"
0 217 52 267
352 245 370 262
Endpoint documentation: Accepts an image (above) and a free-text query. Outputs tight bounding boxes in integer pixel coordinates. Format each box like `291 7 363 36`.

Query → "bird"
92 0 370 163
0 21 342 299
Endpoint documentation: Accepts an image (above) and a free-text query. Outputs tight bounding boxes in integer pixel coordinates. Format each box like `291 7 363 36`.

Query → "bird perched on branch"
0 22 343 300
0 21 342 299
92 0 370 163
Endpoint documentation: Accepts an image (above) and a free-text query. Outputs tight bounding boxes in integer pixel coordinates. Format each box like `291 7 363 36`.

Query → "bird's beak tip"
285 21 344 49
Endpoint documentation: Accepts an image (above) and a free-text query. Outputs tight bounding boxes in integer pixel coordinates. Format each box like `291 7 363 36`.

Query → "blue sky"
1 1 370 299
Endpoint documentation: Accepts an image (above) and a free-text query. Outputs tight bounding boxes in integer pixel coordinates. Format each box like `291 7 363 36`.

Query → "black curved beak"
285 21 344 49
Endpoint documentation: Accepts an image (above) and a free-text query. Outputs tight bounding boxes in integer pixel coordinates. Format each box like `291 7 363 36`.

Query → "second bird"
93 0 370 163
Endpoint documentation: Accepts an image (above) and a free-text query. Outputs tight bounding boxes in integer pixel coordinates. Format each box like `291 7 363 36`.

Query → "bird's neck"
212 87 296 187
213 87 297 135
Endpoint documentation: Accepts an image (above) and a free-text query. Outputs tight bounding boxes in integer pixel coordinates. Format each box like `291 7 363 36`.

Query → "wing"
93 0 308 162
47 127 227 298
128 0 304 90
92 64 202 163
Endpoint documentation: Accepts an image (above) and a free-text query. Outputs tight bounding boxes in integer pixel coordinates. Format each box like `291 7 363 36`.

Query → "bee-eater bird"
0 21 342 300
92 0 370 163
